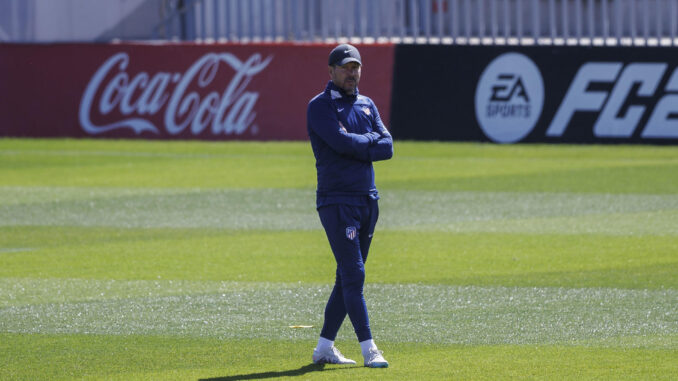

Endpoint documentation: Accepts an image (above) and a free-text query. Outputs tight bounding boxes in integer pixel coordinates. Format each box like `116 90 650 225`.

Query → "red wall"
0 43 394 140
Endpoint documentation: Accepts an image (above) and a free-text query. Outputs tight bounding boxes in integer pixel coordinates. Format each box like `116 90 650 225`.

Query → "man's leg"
316 203 387 368
359 197 379 264
354 198 388 367
319 269 346 340
317 204 372 342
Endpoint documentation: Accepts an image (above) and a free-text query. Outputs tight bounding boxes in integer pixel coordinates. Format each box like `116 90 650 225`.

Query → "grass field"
0 138 676 380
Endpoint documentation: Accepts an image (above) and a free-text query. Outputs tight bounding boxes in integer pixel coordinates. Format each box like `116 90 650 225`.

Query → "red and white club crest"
346 226 357 240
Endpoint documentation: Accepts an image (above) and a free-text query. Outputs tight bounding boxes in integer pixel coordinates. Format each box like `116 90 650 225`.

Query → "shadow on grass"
200 363 357 380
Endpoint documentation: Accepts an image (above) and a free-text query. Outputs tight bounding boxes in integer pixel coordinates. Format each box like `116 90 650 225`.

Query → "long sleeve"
307 81 391 201
367 104 393 162
307 98 379 162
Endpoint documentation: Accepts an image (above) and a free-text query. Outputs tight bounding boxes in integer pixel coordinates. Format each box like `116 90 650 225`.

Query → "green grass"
1 227 676 288
1 138 677 380
1 335 676 381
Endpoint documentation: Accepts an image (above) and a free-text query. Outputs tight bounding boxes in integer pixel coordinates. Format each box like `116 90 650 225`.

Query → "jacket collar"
325 80 358 101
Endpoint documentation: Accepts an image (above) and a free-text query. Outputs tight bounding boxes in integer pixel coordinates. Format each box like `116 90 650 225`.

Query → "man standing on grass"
306 44 393 368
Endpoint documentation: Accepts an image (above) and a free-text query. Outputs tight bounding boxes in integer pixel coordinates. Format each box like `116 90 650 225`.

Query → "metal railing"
154 0 678 46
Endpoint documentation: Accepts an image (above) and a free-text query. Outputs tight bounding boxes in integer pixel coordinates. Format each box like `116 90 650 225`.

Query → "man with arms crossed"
306 44 393 368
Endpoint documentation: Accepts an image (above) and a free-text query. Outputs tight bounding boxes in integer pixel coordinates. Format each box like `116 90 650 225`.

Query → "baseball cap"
328 44 362 66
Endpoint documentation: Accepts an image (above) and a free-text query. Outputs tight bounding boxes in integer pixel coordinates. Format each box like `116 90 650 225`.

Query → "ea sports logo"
475 52 544 143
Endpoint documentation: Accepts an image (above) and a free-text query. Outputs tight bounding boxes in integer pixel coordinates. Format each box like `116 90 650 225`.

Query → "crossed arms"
308 100 393 162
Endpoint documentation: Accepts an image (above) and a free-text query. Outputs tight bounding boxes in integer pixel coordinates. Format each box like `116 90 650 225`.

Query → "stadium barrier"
3 42 678 144
157 0 678 47
390 44 678 144
0 43 394 140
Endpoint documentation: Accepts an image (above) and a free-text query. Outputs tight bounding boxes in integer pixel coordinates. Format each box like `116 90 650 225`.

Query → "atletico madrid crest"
346 226 357 240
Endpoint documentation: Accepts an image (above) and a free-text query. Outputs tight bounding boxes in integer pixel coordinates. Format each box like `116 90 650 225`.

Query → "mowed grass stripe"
3 139 678 194
1 335 676 381
2 187 678 235
1 227 676 289
1 280 676 347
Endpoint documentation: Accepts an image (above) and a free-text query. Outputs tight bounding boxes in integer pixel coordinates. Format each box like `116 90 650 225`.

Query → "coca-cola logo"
79 52 273 136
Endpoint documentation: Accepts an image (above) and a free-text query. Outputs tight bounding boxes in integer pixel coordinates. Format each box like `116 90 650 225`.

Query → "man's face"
329 62 361 95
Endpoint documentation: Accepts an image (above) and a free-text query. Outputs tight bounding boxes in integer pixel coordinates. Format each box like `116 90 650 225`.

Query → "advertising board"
391 45 678 144
0 43 394 140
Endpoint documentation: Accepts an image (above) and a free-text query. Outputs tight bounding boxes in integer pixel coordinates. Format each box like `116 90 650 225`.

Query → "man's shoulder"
356 94 375 106
308 90 338 119
308 90 331 107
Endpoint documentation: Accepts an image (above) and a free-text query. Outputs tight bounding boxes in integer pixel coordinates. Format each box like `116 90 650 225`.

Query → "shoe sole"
313 359 356 365
365 362 388 368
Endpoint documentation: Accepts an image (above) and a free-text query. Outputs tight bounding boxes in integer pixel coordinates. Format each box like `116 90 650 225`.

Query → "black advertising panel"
390 44 678 144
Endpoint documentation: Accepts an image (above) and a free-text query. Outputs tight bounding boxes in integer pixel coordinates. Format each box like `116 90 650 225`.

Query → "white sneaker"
364 348 389 368
312 346 356 365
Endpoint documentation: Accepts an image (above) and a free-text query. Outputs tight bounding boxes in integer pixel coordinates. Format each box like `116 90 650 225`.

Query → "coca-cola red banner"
0 43 394 140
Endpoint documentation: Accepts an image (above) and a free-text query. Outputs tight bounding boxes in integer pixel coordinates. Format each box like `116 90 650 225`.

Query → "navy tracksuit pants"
317 197 379 343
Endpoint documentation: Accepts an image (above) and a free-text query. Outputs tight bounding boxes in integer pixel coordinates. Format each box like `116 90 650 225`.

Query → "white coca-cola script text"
79 52 273 135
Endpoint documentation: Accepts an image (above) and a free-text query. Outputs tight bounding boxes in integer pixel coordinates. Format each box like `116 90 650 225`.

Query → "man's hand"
365 131 381 144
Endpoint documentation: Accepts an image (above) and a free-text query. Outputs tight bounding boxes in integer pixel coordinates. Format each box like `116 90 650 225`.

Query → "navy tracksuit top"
307 81 393 208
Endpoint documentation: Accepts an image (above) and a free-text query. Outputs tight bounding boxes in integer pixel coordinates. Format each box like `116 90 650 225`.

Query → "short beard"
343 82 357 94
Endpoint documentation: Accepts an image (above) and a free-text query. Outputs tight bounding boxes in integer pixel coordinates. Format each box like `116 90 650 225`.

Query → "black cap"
328 44 362 66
